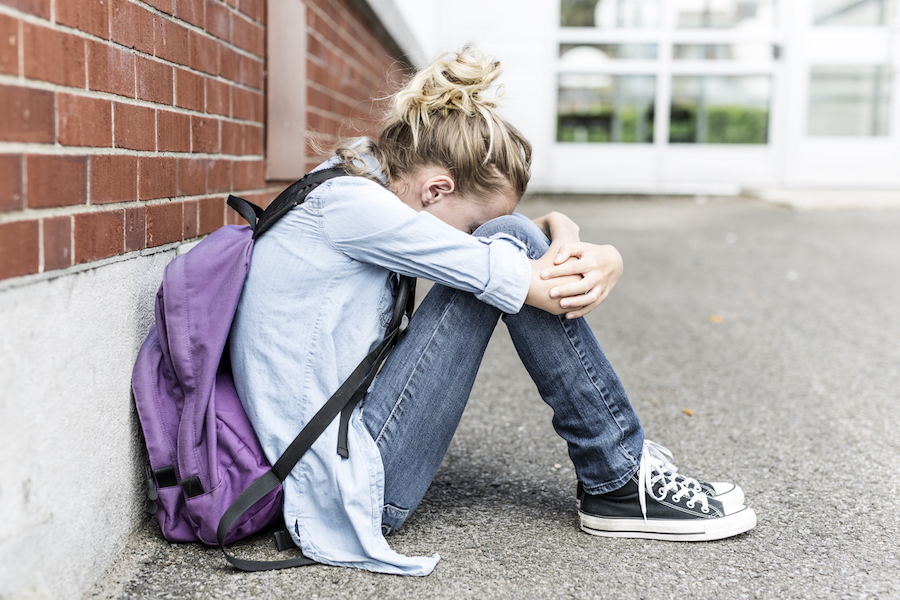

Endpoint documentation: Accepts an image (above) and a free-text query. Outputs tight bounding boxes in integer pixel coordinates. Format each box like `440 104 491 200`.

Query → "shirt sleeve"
315 176 532 315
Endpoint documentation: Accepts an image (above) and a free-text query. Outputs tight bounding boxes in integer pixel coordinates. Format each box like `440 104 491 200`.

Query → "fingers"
550 276 597 299
553 246 572 265
563 288 610 319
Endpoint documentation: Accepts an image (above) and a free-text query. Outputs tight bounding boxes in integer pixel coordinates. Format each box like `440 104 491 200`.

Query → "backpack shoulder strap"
253 166 348 239
216 166 417 571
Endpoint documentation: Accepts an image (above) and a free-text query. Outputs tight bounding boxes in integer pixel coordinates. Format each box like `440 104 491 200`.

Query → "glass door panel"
781 0 900 186
674 0 777 29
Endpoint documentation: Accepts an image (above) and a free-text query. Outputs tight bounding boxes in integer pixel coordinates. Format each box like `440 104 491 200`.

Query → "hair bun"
392 45 504 131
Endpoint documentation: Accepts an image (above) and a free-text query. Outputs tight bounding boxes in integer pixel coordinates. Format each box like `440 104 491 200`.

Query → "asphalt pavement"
86 195 900 600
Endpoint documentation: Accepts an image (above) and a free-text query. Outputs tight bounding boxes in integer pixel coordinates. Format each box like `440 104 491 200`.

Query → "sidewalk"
87 195 900 600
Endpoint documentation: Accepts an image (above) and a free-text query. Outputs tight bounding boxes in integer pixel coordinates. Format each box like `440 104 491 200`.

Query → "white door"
553 0 787 193
781 0 900 187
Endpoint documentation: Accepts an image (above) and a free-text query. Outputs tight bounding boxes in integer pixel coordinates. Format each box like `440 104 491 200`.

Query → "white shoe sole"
579 505 757 542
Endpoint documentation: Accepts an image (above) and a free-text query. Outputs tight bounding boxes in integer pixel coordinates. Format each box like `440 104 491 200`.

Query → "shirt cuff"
473 232 531 314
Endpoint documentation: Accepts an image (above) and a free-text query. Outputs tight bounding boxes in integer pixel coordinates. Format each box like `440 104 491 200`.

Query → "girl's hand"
540 242 623 319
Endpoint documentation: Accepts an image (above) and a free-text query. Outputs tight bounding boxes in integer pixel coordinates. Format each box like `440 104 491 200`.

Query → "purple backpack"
132 168 414 571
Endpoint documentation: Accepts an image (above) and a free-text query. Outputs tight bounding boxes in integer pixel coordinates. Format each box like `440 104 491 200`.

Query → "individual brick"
175 0 204 28
232 13 263 57
0 0 50 19
87 40 136 98
207 158 232 192
0 220 40 279
125 205 146 251
57 0 109 39
43 216 72 271
0 85 54 143
237 0 261 21
205 77 230 116
0 14 18 75
23 23 86 88
206 0 232 41
136 56 174 105
233 159 263 190
182 199 199 239
26 155 86 209
219 45 240 82
57 93 112 147
232 86 262 121
0 154 23 212
189 30 217 75
138 156 177 200
243 123 263 156
74 210 124 264
190 115 218 153
90 155 138 204
146 201 183 246
145 0 175 15
174 67 204 111
177 157 206 195
114 102 156 151
157 110 191 152
240 54 263 90
154 16 189 66
111 0 154 54
220 119 241 155
198 196 224 234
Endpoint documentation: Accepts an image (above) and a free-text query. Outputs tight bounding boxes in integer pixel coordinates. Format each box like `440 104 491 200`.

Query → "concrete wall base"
0 251 175 599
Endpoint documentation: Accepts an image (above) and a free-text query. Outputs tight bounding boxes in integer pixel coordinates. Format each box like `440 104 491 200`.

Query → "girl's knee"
473 213 550 257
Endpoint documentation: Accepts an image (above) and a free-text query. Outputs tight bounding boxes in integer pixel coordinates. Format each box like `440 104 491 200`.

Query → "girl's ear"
422 175 455 206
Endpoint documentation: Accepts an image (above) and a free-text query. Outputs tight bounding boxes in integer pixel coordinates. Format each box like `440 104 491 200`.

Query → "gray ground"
87 195 900 600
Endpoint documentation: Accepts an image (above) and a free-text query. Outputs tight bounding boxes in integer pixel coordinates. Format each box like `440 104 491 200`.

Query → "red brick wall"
303 0 408 172
0 0 409 282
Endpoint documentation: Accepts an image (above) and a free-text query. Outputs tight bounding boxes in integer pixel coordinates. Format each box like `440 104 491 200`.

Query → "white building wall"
405 0 900 195
0 251 172 599
427 0 562 192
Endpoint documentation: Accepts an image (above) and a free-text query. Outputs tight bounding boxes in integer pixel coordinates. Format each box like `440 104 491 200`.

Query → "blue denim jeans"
360 214 644 534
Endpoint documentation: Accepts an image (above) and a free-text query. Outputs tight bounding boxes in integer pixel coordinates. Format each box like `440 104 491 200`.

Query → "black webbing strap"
217 166 417 571
336 275 415 458
226 196 264 232
253 167 347 239
217 326 402 571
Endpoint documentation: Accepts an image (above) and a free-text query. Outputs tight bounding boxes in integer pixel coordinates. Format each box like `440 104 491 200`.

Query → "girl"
230 45 755 576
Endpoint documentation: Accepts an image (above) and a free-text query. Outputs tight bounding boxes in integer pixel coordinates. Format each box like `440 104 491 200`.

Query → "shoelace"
638 440 710 520
643 439 706 493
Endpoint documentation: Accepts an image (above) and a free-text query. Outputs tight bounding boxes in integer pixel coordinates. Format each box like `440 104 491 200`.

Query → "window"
674 0 776 29
814 0 897 26
673 43 775 61
670 76 771 143
808 66 891 136
560 44 658 61
560 0 662 28
558 74 656 143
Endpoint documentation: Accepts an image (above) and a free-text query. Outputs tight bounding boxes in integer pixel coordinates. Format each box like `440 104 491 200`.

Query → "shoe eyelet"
701 507 710 514
686 501 695 509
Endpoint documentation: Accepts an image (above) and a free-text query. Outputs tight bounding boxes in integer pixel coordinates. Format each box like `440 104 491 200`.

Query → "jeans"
360 214 644 534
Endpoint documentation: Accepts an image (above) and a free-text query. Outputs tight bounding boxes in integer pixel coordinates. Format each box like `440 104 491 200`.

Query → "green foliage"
557 105 654 143
669 104 769 144
560 0 597 27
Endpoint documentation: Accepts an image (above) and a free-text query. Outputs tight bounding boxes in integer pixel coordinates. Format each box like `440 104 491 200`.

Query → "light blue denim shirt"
229 156 531 575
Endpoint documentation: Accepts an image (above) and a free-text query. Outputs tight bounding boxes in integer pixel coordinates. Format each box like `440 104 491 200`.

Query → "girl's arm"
527 212 624 319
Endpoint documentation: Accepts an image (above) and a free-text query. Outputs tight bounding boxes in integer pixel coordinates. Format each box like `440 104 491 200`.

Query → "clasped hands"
528 212 623 319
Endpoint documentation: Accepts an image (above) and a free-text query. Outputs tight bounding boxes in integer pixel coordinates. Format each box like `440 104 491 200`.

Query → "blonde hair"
337 45 532 200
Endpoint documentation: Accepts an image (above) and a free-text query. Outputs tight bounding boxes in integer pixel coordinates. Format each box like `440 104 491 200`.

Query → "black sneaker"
576 440 744 508
578 442 756 541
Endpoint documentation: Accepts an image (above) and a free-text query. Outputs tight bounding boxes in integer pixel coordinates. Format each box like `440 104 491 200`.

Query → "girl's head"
339 45 533 231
